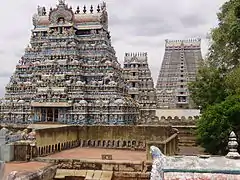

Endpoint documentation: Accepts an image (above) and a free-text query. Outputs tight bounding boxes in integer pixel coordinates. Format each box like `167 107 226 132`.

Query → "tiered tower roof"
156 38 202 109
165 39 201 48
0 0 139 125
123 52 156 124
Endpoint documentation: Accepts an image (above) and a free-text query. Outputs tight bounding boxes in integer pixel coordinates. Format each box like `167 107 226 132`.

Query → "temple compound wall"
35 125 177 157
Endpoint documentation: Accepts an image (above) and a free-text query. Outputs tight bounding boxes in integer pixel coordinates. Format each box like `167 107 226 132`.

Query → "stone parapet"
146 115 198 126
146 133 179 160
35 125 174 157
164 172 240 179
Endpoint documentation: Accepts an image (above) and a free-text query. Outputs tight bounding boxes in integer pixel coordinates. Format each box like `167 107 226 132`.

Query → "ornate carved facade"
0 0 139 125
156 39 203 109
123 53 156 124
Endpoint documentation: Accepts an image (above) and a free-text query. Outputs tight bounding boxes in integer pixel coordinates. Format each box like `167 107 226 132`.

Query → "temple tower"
123 52 156 124
156 39 203 109
0 0 139 125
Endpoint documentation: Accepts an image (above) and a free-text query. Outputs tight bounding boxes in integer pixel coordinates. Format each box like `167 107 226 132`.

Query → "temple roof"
32 0 108 30
124 52 148 64
165 39 201 48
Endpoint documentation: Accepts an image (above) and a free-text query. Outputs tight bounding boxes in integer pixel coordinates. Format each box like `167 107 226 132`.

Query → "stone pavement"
46 147 146 161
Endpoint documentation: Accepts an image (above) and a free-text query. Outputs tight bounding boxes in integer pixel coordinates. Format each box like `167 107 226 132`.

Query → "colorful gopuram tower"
156 39 203 109
0 0 139 125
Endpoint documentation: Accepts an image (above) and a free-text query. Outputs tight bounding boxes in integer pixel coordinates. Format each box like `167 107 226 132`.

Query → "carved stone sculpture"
226 131 240 159
150 146 165 180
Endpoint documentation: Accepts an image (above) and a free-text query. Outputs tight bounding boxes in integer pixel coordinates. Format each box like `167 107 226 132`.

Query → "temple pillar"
53 108 55 122
45 108 47 122
39 109 42 122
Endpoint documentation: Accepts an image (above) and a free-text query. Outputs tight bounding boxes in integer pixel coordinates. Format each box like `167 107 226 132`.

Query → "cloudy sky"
0 0 227 97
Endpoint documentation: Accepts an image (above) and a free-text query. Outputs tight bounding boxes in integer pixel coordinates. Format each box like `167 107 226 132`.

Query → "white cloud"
0 0 227 97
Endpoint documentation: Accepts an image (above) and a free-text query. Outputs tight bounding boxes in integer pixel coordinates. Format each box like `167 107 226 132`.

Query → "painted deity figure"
150 146 165 180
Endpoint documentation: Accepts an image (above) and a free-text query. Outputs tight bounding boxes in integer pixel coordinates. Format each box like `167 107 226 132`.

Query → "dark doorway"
47 108 53 122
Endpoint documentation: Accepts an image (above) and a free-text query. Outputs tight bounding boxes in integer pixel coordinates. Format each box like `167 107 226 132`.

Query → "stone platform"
54 169 113 180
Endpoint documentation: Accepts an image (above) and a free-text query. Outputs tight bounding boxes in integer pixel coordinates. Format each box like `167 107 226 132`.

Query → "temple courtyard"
45 147 146 161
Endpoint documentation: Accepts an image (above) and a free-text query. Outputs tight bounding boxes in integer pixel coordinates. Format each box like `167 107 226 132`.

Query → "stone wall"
14 142 31 161
76 126 171 141
0 144 14 162
148 116 199 126
0 124 28 132
36 158 150 179
35 125 174 156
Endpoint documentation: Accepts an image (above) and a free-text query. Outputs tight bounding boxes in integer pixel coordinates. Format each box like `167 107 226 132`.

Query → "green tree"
225 66 240 94
190 0 240 155
208 0 240 69
189 0 240 111
197 95 240 155
189 65 227 111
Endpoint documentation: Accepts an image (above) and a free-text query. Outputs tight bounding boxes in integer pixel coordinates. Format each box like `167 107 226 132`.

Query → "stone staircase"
174 125 197 146
179 136 197 147
54 169 113 180
173 126 207 155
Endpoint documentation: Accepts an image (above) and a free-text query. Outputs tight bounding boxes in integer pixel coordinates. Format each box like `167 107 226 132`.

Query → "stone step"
177 146 206 155
85 170 95 180
100 171 113 180
179 140 197 147
54 169 113 180
179 139 197 143
92 170 102 179
179 139 196 143
179 140 196 143
179 143 197 147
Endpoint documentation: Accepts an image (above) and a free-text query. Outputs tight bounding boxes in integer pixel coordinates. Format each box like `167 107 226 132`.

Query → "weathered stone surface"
163 156 240 171
164 172 240 179
100 171 113 180
7 165 57 180
113 172 149 180
0 144 14 162
36 125 173 148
